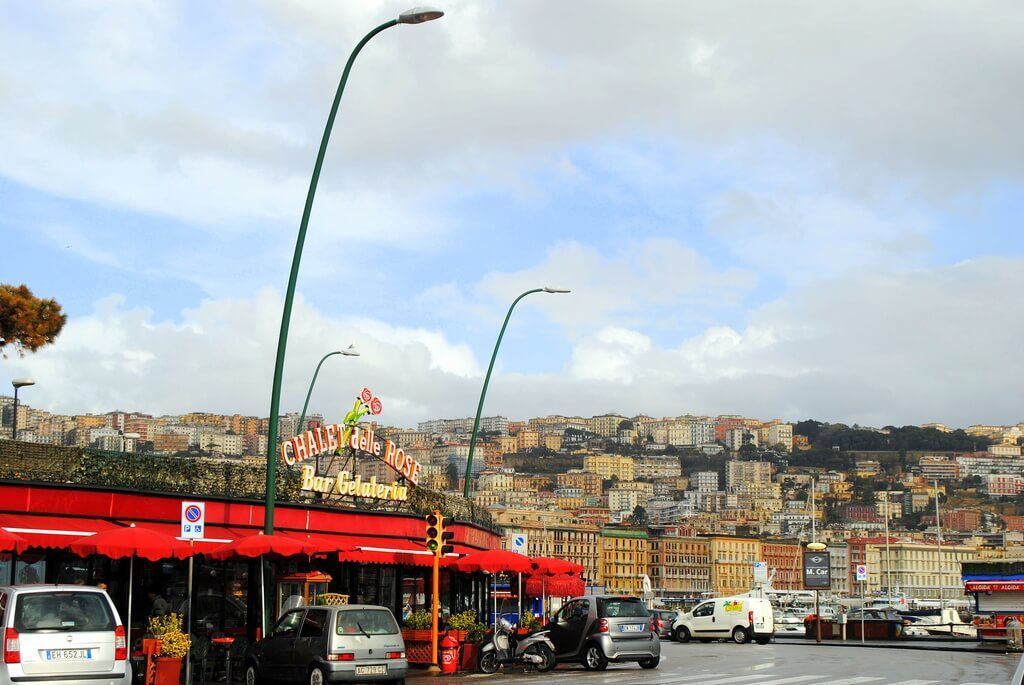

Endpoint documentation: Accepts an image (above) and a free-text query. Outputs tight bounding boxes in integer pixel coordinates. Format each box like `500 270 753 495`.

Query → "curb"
771 637 1006 654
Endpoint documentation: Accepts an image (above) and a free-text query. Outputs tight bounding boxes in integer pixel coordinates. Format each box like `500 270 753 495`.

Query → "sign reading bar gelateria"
280 387 423 492
299 465 410 501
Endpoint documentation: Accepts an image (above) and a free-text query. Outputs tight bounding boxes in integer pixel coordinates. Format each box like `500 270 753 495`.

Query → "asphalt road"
419 640 1021 685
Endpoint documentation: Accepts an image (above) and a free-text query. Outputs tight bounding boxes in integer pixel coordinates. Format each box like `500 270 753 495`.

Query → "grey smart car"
244 605 407 685
546 595 660 670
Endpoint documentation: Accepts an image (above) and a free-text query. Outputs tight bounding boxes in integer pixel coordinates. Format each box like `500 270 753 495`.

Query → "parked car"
244 604 407 685
0 584 130 685
652 610 678 640
546 595 660 671
672 596 774 645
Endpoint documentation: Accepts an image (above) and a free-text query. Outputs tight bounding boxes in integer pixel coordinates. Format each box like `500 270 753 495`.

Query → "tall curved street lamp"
297 345 360 431
462 288 570 497
264 7 444 534
11 378 35 440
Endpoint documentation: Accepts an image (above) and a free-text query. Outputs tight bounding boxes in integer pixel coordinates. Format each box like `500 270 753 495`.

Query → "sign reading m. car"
803 550 831 589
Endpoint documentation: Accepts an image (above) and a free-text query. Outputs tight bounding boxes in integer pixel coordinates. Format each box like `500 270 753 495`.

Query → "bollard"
1007 617 1023 653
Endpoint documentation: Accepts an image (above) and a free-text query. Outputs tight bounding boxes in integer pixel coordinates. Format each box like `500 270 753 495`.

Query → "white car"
1 585 130 685
672 596 774 645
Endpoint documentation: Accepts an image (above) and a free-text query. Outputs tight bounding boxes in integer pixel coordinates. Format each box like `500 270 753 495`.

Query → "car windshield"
14 591 115 633
597 597 648 618
336 609 399 636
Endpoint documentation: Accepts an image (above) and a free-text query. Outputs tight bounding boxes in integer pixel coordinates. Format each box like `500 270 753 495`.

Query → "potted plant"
519 611 541 635
401 610 433 664
447 610 486 671
148 613 190 685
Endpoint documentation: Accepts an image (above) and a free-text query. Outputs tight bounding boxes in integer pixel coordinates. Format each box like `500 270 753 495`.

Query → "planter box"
401 629 433 665
459 641 479 672
154 657 183 685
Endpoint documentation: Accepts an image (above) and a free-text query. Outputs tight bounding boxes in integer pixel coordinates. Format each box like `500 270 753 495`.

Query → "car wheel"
638 656 660 669
582 644 608 671
244 664 261 685
755 636 771 645
479 650 500 674
674 626 691 643
528 644 556 673
309 666 326 685
731 627 749 644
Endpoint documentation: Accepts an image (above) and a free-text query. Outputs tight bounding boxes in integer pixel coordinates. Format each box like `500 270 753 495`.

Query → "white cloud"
7 258 1024 428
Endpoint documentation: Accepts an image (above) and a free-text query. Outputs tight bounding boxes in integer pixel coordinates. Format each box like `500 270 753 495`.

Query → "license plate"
620 624 644 633
44 649 93 661
355 665 388 675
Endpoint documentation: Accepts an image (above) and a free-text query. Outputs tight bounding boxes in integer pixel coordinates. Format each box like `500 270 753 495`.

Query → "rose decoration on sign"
340 387 384 451
360 387 373 403
370 397 383 415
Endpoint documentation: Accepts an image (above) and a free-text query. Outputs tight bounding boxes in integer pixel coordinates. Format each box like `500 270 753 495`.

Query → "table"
211 637 235 682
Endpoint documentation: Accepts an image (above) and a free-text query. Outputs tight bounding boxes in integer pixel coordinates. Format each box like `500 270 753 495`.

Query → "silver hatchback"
245 605 407 685
0 585 130 685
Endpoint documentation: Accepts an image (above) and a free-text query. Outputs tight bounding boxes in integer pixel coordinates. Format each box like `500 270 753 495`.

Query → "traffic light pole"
430 551 440 670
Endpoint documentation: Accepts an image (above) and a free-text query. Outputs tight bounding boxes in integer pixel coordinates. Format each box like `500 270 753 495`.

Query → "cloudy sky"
2 1 1022 428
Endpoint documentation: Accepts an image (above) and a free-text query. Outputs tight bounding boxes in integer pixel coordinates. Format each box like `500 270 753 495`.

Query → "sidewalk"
773 632 1009 653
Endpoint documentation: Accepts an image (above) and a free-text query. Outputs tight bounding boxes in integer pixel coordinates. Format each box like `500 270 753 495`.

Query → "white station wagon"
0 585 129 685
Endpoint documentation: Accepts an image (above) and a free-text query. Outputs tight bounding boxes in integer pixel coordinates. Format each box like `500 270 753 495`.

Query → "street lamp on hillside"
462 287 570 497
11 378 35 440
264 7 444 535
297 345 360 432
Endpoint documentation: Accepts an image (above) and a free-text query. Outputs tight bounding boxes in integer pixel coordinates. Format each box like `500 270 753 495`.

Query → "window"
14 591 115 633
693 602 714 618
300 609 329 638
336 609 399 636
598 597 648 618
273 610 305 637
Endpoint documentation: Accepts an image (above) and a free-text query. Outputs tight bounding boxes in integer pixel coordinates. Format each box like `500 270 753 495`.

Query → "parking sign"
754 561 769 584
180 501 206 539
855 564 868 582
510 533 528 554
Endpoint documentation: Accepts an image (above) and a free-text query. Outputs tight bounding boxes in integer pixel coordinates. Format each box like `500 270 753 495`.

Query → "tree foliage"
795 419 988 452
0 284 66 356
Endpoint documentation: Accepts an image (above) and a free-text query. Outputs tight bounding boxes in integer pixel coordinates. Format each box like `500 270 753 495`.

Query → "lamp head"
12 378 35 389
340 345 360 357
806 542 827 551
398 7 444 24
542 287 571 294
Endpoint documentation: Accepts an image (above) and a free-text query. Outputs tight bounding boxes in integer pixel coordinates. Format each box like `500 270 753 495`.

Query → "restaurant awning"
115 521 247 553
0 514 121 550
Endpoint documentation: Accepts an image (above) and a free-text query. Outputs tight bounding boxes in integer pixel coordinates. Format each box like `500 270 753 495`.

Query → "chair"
190 636 210 684
227 637 248 682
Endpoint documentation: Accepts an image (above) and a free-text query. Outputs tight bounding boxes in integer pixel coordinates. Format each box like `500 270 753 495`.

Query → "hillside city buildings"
5 396 1024 600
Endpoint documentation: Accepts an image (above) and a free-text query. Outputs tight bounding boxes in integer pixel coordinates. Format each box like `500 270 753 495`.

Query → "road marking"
726 677 825 685
882 681 939 685
823 678 885 685
687 676 776 685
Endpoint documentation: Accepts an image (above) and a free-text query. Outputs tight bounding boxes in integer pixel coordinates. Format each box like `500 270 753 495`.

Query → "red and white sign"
965 581 1024 593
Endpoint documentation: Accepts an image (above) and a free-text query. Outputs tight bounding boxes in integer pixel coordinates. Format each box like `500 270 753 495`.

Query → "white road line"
882 681 939 685
823 678 885 685
728 677 827 685
685 675 775 685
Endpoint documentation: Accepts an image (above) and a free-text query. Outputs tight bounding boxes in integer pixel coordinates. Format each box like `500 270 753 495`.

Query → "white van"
0 585 130 685
672 596 773 645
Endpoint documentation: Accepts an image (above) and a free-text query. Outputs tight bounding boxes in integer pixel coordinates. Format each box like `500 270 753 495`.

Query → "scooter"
479 615 557 673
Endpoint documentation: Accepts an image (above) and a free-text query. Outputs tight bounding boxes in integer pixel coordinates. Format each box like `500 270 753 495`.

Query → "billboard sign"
803 550 831 589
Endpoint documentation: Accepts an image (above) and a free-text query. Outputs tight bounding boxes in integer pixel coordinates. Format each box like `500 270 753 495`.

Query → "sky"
1 1 1023 428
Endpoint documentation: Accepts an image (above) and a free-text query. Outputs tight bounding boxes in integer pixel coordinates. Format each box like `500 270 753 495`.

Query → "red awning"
0 514 121 550
115 521 249 552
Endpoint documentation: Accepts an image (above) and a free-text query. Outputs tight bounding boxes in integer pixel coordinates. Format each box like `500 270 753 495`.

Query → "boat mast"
884 490 893 605
934 480 944 613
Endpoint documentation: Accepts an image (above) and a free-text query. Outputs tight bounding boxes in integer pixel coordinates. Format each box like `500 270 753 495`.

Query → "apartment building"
634 455 682 480
583 454 635 481
761 540 803 590
693 471 719 492
726 461 772 494
556 471 604 497
725 428 758 451
600 528 649 594
648 533 710 599
918 455 961 481
866 541 978 600
492 508 602 585
706 534 761 597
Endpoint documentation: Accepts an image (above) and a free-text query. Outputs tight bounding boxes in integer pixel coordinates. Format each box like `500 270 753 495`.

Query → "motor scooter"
479 615 556 673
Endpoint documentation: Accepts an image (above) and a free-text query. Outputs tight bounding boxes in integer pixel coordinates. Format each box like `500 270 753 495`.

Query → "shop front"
0 481 499 648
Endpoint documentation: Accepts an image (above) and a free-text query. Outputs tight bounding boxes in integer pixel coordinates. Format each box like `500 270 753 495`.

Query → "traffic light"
425 510 456 557
425 511 442 554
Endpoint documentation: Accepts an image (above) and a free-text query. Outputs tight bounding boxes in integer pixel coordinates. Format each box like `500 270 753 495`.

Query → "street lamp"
297 345 360 432
462 287 571 497
264 7 444 535
11 378 35 440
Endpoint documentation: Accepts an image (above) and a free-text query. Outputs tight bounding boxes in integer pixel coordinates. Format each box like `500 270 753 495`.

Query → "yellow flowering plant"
148 613 191 660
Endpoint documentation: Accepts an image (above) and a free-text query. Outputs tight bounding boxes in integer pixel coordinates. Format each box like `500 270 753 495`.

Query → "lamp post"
11 378 35 440
297 345 360 432
263 7 444 535
462 287 570 497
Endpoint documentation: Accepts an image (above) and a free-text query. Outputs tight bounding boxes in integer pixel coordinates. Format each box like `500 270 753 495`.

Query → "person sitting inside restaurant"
147 589 169 619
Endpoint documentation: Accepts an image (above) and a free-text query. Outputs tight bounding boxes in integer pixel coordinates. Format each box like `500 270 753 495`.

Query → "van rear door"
14 590 117 678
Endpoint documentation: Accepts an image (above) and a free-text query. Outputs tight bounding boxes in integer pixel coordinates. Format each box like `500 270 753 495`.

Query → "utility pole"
934 480 944 613
884 491 893 605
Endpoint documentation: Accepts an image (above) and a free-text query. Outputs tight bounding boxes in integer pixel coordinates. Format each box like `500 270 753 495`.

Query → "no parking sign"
180 501 206 539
